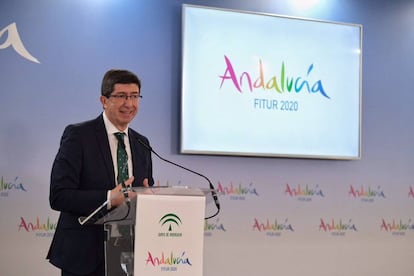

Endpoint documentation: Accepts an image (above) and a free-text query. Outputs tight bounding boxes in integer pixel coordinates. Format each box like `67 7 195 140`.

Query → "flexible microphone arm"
137 138 221 219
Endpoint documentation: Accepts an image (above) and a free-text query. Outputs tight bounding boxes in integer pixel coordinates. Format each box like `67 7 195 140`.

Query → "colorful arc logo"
159 213 182 232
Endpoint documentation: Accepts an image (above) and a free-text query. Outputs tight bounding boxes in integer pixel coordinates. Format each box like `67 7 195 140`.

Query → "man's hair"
101 69 141 97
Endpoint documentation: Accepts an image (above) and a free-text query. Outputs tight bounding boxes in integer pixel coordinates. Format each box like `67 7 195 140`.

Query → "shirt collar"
102 111 129 137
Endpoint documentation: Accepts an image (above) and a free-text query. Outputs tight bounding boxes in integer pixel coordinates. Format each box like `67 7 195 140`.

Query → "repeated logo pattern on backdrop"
348 185 386 202
18 216 57 237
8 177 412 242
284 183 325 201
4 173 413 242
209 180 413 239
380 218 414 236
0 176 27 197
216 181 259 200
0 176 57 238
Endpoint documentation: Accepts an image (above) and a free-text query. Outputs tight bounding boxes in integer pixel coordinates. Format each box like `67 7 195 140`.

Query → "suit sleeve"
142 136 155 187
49 125 108 216
131 133 155 187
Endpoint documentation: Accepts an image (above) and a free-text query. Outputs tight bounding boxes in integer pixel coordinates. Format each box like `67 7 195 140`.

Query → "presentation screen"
181 5 362 159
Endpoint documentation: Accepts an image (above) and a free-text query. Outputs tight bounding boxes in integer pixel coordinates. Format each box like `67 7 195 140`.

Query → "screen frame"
180 4 363 160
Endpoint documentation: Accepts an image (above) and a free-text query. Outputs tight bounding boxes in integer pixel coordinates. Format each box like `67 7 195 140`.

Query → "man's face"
100 83 140 130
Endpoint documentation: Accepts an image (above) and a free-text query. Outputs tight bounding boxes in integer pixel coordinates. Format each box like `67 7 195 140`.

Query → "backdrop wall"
1 0 413 275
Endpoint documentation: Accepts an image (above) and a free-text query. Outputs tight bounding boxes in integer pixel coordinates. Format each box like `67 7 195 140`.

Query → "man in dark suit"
47 69 154 276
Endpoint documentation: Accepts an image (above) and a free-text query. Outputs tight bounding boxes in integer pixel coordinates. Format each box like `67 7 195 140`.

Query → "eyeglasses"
108 94 142 101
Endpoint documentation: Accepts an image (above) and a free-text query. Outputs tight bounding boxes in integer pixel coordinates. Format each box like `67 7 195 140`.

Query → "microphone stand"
137 138 221 219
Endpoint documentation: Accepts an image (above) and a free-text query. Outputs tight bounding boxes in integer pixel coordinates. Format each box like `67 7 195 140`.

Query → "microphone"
137 138 220 219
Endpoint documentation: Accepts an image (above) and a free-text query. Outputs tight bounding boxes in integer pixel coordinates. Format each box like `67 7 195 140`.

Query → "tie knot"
114 132 125 142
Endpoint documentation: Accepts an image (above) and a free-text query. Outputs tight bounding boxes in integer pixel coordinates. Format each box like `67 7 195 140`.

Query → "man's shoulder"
61 115 104 139
65 115 102 130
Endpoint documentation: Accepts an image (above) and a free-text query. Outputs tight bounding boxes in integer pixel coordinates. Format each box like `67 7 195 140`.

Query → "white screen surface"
181 5 362 159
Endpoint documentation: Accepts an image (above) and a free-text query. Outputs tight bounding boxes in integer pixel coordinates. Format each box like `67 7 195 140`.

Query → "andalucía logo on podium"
158 213 183 238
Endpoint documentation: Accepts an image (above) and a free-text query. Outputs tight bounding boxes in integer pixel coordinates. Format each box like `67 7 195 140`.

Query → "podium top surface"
133 186 208 197
79 186 211 225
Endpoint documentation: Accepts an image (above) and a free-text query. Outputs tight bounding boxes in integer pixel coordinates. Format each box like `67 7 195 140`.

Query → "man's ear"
100 95 107 109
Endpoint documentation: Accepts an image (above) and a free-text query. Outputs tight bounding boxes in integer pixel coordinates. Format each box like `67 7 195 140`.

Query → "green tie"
114 132 129 184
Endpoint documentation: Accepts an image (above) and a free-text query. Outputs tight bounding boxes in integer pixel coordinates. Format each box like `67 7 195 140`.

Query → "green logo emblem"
159 213 182 232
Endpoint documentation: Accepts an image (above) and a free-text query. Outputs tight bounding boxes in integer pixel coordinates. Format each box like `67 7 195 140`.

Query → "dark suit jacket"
47 114 154 275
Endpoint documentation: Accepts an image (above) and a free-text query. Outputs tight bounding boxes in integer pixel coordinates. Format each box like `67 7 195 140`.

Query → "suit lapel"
128 129 138 178
94 115 116 187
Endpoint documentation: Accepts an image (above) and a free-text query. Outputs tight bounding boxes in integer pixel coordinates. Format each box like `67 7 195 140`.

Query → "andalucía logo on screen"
219 55 330 110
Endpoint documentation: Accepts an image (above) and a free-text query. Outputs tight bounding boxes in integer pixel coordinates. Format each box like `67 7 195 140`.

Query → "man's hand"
110 177 150 207
142 178 149 188
110 176 135 207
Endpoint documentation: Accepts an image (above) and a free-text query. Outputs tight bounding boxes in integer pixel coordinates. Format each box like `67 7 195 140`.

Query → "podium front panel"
134 193 206 276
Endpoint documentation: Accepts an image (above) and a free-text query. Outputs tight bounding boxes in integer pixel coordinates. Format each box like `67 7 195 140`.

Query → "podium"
80 187 207 276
